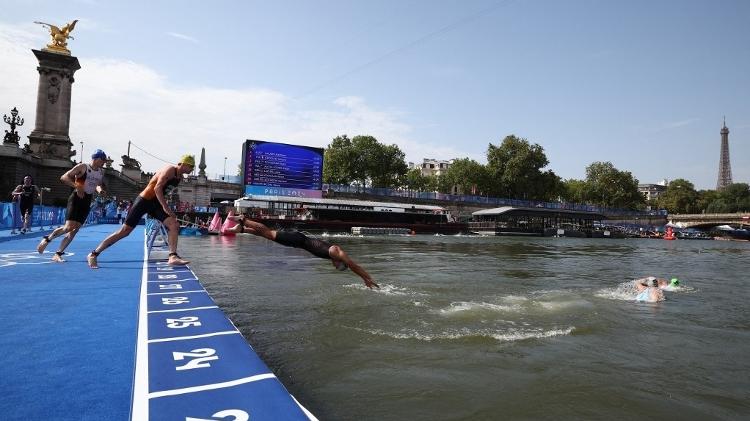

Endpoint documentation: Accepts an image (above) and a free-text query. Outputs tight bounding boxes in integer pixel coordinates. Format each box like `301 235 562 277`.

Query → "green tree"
403 168 435 192
582 161 644 209
560 178 587 203
323 135 356 185
486 135 561 200
716 183 750 212
695 189 718 213
437 158 489 195
658 178 698 214
706 198 731 213
323 134 408 189
370 143 408 188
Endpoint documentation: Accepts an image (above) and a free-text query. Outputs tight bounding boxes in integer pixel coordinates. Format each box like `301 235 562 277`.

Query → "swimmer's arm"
330 247 379 289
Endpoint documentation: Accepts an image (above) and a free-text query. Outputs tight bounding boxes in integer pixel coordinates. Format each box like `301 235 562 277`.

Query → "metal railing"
323 184 666 217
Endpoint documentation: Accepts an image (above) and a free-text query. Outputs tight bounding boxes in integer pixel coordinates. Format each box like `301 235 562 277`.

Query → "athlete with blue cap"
37 149 108 261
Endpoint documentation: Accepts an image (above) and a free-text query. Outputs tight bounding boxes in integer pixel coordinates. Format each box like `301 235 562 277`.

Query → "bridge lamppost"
223 157 227 181
3 107 24 145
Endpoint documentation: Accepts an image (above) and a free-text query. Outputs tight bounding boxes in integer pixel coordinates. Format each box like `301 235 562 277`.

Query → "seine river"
180 234 749 420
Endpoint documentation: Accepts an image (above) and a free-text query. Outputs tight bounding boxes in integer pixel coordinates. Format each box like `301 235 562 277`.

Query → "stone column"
27 49 81 163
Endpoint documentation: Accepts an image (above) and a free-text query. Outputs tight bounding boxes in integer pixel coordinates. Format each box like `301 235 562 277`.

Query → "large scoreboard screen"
242 139 324 198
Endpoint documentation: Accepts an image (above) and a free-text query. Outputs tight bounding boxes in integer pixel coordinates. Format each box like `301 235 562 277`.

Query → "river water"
180 234 750 420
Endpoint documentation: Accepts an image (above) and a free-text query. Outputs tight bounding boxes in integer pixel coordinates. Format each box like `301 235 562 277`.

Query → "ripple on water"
350 326 575 343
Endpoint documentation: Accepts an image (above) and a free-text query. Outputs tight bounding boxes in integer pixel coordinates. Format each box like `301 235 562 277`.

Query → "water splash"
342 282 426 296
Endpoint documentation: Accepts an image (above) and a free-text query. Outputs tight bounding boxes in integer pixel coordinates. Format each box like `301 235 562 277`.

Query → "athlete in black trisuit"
11 175 39 233
224 215 379 289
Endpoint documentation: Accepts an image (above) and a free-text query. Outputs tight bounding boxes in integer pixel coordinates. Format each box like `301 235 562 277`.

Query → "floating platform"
0 224 316 421
351 226 412 235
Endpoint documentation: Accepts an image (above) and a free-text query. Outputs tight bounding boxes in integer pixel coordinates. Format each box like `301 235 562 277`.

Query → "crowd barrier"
0 201 107 230
323 184 666 217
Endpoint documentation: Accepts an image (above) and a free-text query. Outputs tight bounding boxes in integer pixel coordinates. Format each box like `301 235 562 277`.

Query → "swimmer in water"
634 276 681 290
633 277 666 302
225 215 379 290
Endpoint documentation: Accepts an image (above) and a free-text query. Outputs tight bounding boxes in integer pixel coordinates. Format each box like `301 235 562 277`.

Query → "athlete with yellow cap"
87 155 195 268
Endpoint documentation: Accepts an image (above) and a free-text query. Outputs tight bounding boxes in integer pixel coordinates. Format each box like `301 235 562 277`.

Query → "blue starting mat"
0 223 317 421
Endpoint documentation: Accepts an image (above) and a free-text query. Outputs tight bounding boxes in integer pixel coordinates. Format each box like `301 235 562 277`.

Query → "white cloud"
0 23 467 181
167 32 198 44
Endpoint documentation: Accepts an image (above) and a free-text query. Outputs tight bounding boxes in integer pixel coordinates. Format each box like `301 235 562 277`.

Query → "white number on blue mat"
167 316 201 328
173 348 218 371
158 274 179 279
159 283 183 290
185 409 250 421
162 296 189 305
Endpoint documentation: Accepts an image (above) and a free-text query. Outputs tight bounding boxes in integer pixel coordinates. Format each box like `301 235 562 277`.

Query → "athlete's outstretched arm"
329 245 379 289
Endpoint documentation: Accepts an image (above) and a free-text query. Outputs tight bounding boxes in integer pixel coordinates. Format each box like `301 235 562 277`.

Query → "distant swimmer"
225 215 379 289
86 155 195 268
634 276 681 290
633 277 667 302
37 150 108 262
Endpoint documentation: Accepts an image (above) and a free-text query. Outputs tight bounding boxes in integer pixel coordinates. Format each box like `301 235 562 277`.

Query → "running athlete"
87 155 195 268
224 215 379 289
11 175 39 233
37 150 108 262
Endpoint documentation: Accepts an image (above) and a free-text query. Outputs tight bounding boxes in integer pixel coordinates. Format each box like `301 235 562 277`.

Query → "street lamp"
223 157 227 181
79 141 84 163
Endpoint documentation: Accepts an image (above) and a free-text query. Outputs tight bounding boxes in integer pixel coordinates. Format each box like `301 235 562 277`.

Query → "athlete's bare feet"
168 253 189 266
52 252 66 263
87 253 99 269
37 236 50 253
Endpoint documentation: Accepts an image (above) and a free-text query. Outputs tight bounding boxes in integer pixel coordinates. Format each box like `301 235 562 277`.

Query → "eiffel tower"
716 117 732 189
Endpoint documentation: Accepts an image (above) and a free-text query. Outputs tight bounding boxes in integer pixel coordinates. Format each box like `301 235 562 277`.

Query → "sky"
0 0 748 190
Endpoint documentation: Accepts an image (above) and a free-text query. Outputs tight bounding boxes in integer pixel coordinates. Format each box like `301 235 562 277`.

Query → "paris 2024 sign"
241 139 324 198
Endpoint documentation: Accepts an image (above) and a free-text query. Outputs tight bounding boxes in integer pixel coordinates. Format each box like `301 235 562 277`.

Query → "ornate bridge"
668 213 750 228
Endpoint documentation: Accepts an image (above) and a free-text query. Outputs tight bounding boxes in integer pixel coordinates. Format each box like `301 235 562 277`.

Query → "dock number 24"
173 348 218 371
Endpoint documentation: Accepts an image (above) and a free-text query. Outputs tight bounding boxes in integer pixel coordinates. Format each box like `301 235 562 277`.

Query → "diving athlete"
224 215 379 289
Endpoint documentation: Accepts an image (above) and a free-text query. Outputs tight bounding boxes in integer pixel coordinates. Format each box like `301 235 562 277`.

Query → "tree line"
322 134 750 213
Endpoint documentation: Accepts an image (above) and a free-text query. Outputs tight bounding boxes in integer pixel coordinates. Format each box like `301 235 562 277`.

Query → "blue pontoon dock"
0 224 316 421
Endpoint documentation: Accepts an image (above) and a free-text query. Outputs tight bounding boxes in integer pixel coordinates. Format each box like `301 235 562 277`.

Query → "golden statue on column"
34 19 78 55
